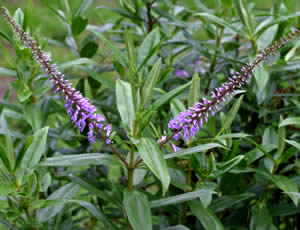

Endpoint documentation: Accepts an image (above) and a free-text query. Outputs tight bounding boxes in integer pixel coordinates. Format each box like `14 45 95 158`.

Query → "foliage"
0 0 299 229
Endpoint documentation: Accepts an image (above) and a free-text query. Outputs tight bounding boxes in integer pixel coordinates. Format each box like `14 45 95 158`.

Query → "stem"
128 145 136 191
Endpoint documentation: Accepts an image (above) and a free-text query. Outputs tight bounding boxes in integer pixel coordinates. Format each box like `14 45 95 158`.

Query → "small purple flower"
171 143 179 152
1 7 111 143
175 69 190 78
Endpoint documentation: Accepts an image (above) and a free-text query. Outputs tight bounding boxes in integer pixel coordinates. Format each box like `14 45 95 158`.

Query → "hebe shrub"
0 0 299 229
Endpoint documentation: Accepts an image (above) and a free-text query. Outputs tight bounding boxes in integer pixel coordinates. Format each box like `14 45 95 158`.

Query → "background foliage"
0 0 300 229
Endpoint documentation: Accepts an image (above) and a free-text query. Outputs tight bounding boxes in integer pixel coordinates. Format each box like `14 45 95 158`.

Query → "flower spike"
1 7 111 143
167 29 300 142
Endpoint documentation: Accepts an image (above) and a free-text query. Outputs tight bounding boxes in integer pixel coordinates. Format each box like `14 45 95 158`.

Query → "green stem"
128 145 136 191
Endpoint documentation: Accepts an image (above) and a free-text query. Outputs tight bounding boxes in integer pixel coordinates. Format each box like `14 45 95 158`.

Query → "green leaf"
23 104 42 131
217 95 244 136
216 155 244 176
210 193 255 212
272 175 298 206
234 0 254 37
279 117 300 127
17 127 48 180
136 138 170 195
92 30 128 67
40 172 51 192
216 133 250 139
189 200 224 230
0 145 11 172
80 41 98 58
0 184 17 196
0 67 17 77
138 28 160 68
74 0 94 17
58 58 98 70
72 16 88 35
116 80 136 134
71 200 117 229
5 133 15 171
13 8 24 27
277 116 286 157
254 64 269 93
37 183 79 222
83 67 115 89
221 0 232 8
40 153 123 167
125 28 137 72
285 139 300 151
141 59 161 107
124 190 152 230
188 71 200 107
151 189 216 208
142 81 191 122
195 12 248 38
255 12 300 38
69 174 120 207
165 143 225 159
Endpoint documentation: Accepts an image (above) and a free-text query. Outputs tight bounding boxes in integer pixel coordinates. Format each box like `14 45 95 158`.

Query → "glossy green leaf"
165 143 225 159
141 59 161 107
92 30 128 67
210 193 255 212
272 175 298 206
190 200 224 230
137 28 160 68
216 155 244 176
72 16 88 35
40 153 123 167
136 138 170 195
37 182 80 222
188 71 200 107
116 80 136 133
279 117 300 127
221 0 232 8
71 200 117 229
23 103 42 131
5 133 15 171
277 116 286 157
0 145 11 172
151 189 215 208
255 12 300 38
195 12 248 38
58 58 98 70
68 174 120 207
285 139 300 151
124 190 152 230
74 0 94 17
80 41 98 58
143 81 191 120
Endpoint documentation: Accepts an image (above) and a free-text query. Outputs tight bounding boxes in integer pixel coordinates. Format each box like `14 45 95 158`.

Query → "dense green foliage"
0 0 299 229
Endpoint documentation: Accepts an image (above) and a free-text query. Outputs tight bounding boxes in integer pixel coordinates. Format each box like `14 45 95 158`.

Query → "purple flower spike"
1 7 112 144
168 29 300 142
175 69 190 78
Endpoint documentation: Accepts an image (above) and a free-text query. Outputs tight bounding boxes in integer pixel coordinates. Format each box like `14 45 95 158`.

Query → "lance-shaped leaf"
136 138 170 195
